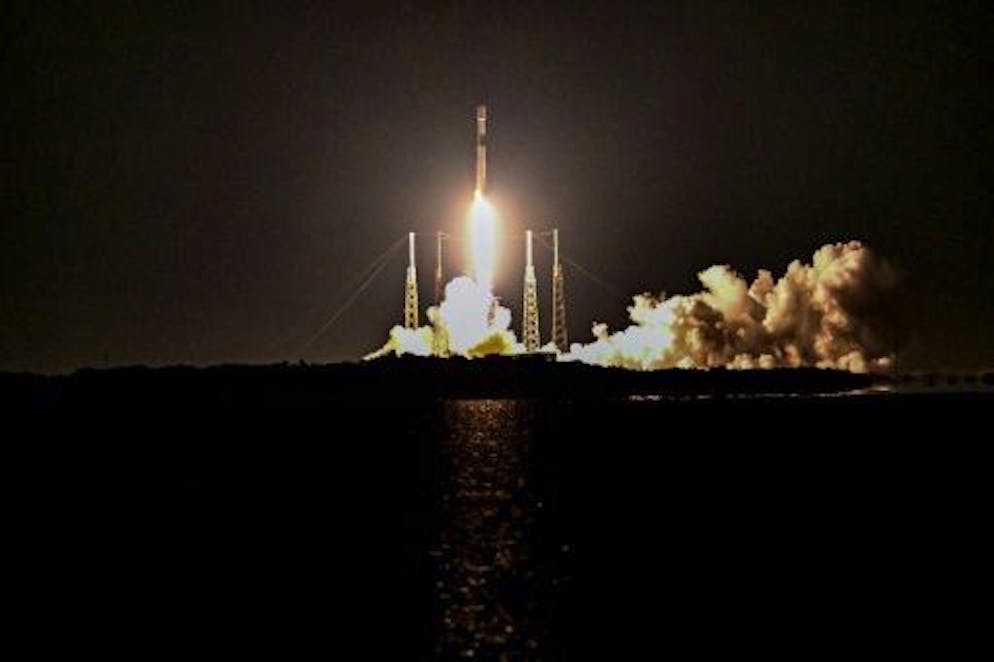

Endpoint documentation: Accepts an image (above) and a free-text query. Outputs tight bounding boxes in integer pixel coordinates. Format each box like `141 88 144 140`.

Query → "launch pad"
400 105 569 357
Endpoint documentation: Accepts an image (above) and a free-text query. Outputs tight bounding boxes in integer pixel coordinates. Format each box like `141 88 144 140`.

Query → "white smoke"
367 276 519 359
368 241 899 373
565 241 899 373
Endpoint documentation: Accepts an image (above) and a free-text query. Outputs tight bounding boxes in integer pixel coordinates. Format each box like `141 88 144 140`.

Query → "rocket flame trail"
365 104 520 362
468 192 497 293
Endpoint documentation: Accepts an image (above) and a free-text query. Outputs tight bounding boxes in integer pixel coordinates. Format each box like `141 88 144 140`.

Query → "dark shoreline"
6 359 990 657
1 357 904 406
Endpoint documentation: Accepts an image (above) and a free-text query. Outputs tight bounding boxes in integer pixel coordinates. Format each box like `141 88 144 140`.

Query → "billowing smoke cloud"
368 241 900 373
367 276 519 359
565 241 899 372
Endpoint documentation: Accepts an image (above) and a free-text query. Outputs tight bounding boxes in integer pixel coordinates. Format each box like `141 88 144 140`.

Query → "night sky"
5 1 992 372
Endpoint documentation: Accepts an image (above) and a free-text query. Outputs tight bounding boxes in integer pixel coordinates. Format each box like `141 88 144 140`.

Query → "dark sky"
5 1 992 372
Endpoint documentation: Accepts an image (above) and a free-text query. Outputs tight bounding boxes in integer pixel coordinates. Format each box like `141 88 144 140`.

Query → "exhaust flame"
468 193 497 293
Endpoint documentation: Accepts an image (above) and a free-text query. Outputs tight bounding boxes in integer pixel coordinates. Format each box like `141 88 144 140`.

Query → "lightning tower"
434 231 444 306
432 231 449 356
404 232 419 328
522 230 540 352
551 228 568 351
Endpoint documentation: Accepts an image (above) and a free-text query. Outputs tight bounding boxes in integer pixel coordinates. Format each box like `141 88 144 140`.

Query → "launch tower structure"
551 228 568 351
434 231 444 306
432 231 449 356
522 230 540 352
404 232 419 329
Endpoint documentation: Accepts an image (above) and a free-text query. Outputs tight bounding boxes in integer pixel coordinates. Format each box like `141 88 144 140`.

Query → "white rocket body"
475 105 487 195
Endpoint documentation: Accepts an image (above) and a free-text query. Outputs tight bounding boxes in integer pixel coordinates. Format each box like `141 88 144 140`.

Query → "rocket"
475 104 487 195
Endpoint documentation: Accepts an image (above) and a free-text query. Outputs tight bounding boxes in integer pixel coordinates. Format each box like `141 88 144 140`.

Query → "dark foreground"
6 362 991 657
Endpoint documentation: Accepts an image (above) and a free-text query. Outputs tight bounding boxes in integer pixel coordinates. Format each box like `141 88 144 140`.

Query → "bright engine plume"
468 192 497 293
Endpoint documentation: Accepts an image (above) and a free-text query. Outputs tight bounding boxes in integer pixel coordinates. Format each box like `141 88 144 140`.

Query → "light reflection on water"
626 384 898 402
432 399 543 659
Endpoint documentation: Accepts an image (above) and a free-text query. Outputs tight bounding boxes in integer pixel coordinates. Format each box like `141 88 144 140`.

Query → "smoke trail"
565 241 900 372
